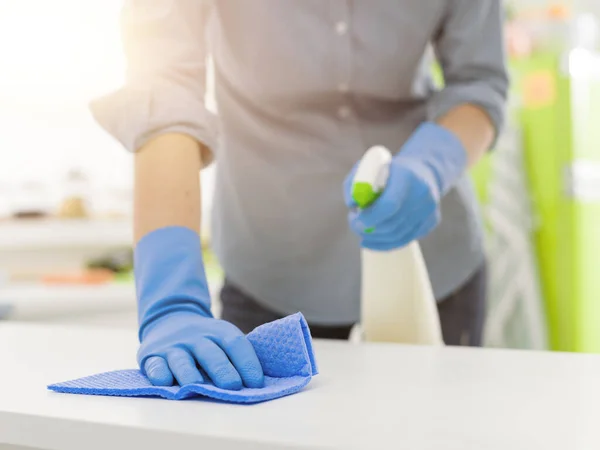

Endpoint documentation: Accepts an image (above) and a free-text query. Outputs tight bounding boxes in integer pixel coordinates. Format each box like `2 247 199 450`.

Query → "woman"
92 0 508 389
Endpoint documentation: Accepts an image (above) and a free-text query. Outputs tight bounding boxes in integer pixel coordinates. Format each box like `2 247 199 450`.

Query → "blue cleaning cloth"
48 313 318 404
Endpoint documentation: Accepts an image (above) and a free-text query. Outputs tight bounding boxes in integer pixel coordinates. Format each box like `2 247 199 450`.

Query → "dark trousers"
220 263 487 346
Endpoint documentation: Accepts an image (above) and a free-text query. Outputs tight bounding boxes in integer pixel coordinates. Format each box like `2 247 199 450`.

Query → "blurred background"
0 0 599 353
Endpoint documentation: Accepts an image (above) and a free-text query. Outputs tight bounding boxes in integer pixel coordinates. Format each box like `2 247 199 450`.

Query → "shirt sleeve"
428 0 509 148
90 0 217 159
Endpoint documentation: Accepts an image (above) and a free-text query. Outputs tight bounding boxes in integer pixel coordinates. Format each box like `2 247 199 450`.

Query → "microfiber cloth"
48 312 318 404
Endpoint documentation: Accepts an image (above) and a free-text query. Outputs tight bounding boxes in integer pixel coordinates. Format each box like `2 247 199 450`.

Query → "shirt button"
335 21 348 35
337 82 349 93
337 105 351 119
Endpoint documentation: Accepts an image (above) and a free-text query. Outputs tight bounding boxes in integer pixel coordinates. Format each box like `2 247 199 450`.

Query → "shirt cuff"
90 80 219 163
427 81 506 150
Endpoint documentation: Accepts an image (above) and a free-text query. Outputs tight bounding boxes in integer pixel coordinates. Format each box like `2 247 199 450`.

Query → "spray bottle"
352 145 444 345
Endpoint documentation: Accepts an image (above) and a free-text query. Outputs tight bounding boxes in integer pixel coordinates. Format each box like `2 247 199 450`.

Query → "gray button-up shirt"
92 0 508 324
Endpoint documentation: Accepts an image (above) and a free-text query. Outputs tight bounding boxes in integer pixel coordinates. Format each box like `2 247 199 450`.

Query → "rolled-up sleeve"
90 0 217 156
428 0 509 147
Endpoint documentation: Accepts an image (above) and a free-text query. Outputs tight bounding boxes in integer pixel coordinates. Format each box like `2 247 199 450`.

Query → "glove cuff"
135 226 212 341
399 122 468 195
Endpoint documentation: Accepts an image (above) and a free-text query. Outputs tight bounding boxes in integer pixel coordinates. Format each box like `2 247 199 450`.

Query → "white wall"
0 0 127 185
0 0 215 224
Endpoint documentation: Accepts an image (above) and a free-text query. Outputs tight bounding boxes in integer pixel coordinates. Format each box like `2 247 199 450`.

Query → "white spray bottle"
352 145 444 345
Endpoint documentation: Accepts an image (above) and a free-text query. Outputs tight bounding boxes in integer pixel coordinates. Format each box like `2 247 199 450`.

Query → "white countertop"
1 323 600 450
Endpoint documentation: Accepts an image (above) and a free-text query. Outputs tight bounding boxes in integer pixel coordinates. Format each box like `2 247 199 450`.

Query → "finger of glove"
166 348 204 386
191 339 243 390
352 200 433 239
348 210 365 235
214 333 265 388
360 208 439 251
144 356 174 386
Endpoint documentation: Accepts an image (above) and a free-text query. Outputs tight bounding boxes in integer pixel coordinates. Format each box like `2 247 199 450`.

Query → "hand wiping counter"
48 226 320 404
48 313 318 404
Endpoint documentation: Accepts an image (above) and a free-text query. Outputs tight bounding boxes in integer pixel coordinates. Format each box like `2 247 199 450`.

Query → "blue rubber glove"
135 226 264 390
344 122 467 251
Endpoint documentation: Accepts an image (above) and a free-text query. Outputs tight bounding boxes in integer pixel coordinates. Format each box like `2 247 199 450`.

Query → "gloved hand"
344 122 467 251
135 226 264 390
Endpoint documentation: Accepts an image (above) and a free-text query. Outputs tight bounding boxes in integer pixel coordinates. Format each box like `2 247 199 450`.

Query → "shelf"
0 283 136 323
0 218 133 250
0 281 223 320
0 283 135 305
0 218 212 251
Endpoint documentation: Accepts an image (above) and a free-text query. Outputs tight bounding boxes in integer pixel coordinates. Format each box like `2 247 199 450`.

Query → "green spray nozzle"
352 182 382 209
351 146 393 234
